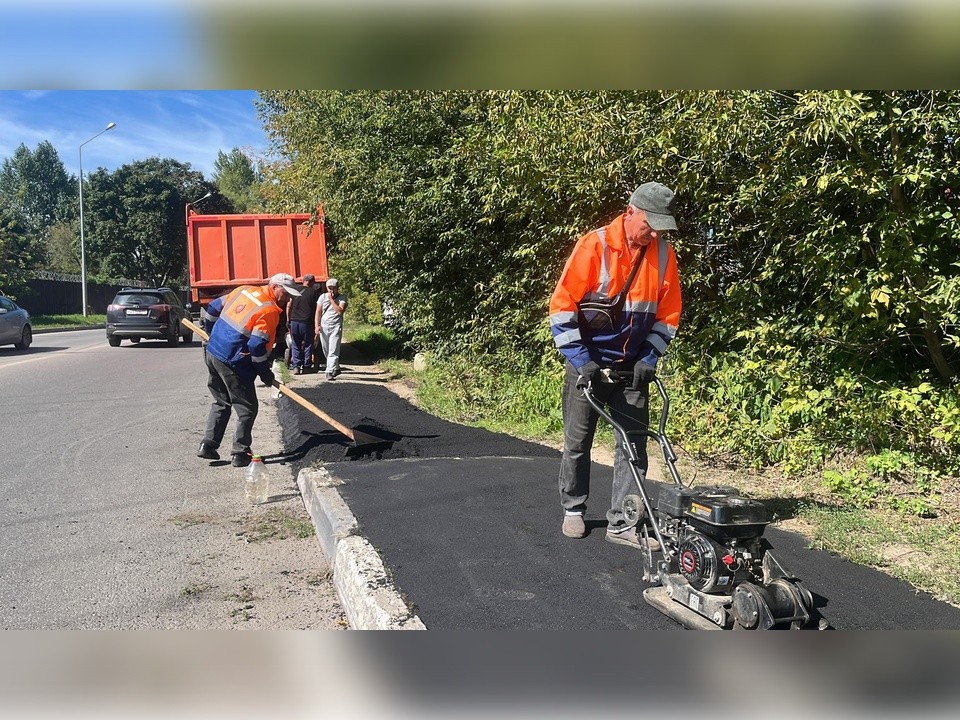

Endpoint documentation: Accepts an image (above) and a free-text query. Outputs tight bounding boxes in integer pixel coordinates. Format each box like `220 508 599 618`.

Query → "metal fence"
17 277 188 316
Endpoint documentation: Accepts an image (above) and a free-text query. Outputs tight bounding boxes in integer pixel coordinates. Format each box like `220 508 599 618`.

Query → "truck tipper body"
185 205 327 312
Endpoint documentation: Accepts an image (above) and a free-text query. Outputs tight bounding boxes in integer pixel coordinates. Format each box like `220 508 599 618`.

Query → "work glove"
576 360 604 390
631 360 657 390
259 368 276 387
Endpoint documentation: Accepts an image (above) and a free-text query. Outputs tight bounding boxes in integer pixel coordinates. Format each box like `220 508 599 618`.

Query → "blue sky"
0 90 270 179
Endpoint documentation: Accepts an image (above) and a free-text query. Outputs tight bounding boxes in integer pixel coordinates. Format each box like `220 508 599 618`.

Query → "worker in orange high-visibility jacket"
549 182 682 550
197 273 302 468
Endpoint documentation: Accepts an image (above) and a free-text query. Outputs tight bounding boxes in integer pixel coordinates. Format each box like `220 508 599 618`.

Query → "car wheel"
181 329 194 344
108 335 121 347
15 325 32 349
167 327 179 346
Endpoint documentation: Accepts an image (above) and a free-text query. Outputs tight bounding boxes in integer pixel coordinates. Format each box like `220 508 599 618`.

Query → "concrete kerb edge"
34 325 104 334
296 466 426 630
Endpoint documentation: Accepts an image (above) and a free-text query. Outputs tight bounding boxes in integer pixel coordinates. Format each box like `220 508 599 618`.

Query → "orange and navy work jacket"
549 213 681 370
202 285 282 379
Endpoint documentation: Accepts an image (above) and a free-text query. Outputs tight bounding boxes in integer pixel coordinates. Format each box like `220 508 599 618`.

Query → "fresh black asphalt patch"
278 380 960 629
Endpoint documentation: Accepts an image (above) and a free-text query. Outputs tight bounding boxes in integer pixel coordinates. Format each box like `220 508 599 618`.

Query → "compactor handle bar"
581 371 683 487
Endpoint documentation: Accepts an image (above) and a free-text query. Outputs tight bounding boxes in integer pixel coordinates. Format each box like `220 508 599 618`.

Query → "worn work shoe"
606 527 661 551
231 452 252 468
562 514 587 538
197 441 219 460
325 373 335 381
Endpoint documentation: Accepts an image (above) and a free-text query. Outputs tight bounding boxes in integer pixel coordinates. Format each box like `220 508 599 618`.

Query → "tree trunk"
922 309 957 381
888 105 955 380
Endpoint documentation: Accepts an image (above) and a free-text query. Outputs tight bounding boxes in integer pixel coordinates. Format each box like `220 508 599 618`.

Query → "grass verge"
345 323 410 361
31 314 106 328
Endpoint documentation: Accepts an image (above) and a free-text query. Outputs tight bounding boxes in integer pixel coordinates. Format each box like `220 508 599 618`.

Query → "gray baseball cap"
268 272 302 296
629 182 678 231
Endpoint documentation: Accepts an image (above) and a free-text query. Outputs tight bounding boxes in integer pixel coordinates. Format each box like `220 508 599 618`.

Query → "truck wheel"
108 335 121 347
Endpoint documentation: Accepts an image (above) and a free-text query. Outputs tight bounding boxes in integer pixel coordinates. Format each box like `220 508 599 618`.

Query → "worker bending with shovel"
197 273 302 467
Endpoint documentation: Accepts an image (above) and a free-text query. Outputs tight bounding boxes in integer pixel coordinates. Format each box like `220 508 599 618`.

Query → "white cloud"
0 90 268 179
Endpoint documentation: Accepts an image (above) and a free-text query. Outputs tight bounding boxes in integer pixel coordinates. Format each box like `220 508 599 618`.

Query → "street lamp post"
78 122 116 317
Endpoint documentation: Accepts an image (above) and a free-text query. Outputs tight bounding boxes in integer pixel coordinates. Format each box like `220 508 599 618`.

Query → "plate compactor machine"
583 373 829 630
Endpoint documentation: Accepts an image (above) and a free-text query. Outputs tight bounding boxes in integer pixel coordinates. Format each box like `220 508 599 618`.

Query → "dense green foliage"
212 147 264 212
258 91 960 514
0 141 76 236
84 158 216 286
0 207 43 297
0 142 77 291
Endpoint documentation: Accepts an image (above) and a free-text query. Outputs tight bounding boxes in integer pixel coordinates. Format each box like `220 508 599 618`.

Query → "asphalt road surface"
279 362 960 630
0 328 342 629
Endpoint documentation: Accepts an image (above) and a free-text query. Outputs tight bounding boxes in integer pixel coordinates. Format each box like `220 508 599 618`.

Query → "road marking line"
0 340 106 370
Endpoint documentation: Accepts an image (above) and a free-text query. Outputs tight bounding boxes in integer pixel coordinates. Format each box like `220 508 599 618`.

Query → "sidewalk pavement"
281 345 960 630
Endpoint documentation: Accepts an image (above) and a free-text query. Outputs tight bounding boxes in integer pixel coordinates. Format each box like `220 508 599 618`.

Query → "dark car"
0 294 32 350
106 287 193 347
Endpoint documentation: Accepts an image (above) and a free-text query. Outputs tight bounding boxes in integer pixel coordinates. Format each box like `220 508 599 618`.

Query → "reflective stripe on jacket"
203 285 282 379
549 213 681 369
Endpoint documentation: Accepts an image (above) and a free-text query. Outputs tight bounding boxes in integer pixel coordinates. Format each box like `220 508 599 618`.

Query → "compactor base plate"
643 586 723 631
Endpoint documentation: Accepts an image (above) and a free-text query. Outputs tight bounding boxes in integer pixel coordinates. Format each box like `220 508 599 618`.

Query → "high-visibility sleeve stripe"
651 321 677 340
624 300 657 314
597 228 612 296
553 328 581 347
647 333 669 354
550 310 577 325
658 235 668 290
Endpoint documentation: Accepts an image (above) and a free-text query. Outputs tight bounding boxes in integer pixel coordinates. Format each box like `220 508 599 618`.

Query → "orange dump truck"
185 204 327 313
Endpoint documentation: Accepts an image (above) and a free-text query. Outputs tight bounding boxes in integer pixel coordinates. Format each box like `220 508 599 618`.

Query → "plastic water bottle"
244 456 269 504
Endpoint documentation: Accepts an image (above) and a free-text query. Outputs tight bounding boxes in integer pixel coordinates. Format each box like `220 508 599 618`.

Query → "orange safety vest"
549 213 681 369
203 284 282 376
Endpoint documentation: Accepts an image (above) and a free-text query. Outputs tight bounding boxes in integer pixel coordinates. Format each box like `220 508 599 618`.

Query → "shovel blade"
344 426 396 458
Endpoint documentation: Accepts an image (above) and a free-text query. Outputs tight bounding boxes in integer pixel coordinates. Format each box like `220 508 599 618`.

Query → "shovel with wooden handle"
183 318 393 457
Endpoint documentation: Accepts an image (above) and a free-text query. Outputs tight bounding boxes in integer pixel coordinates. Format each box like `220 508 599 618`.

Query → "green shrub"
349 292 385 325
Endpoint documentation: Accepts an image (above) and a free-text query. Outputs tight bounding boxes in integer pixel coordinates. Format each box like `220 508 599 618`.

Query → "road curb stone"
297 467 426 630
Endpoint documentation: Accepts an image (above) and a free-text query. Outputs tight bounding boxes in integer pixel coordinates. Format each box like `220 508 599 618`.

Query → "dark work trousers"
559 361 650 531
290 320 315 370
203 350 259 455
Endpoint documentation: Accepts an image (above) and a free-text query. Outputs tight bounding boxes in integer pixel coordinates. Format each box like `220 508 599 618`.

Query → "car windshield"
115 294 163 306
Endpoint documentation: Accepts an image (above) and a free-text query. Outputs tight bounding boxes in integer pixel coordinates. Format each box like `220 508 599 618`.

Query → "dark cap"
302 274 315 283
629 182 677 231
